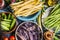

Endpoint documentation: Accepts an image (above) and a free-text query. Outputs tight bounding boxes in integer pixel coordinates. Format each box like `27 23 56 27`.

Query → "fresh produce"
51 4 60 13
9 36 15 40
43 4 60 40
1 13 16 31
3 37 9 40
10 0 44 17
44 4 60 35
16 22 43 40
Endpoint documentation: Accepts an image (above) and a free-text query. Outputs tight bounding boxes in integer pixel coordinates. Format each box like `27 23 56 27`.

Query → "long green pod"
45 17 59 26
11 15 14 19
44 14 60 25
55 25 60 34
1 21 11 24
44 17 55 25
45 19 56 27
45 17 60 27
52 9 60 15
1 25 9 31
10 19 16 30
45 14 60 20
4 13 7 19
51 8 60 15
44 17 54 24
2 13 7 19
44 14 60 22
1 23 10 28
48 18 60 27
8 14 11 19
50 21 60 29
51 4 60 13
44 17 57 27
3 19 11 22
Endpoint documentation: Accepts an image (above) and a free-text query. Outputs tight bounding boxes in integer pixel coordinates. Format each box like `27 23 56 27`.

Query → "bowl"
15 21 43 40
17 10 41 21
0 10 18 34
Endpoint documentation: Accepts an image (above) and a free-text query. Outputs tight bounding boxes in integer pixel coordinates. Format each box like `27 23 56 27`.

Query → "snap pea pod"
1 21 11 24
1 22 10 28
3 19 11 22
11 15 14 19
1 25 9 31
8 14 11 19
10 19 16 30
51 4 60 13
2 13 7 19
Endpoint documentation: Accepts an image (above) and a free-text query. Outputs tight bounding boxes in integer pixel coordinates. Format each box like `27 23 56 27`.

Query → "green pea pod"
3 19 11 22
1 25 9 31
1 21 10 24
10 19 16 30
8 14 11 19
1 22 10 28
2 13 7 19
11 15 14 19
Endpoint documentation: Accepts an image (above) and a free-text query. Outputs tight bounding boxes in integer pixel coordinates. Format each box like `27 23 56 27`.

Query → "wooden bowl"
0 11 18 34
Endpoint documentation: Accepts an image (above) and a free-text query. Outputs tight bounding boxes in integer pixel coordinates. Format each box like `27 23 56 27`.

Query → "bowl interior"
15 22 43 40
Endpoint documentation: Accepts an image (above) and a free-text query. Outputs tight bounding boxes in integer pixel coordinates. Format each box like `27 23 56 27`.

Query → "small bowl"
15 21 43 40
17 10 41 21
0 10 18 34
